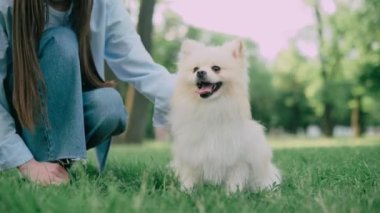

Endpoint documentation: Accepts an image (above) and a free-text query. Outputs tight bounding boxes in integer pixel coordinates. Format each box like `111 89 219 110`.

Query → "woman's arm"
104 0 175 128
0 22 35 171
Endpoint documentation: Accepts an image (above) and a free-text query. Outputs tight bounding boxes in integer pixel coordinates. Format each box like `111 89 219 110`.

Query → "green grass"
1 137 379 213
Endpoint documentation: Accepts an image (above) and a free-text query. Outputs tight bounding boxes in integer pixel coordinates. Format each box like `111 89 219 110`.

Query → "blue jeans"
6 27 127 171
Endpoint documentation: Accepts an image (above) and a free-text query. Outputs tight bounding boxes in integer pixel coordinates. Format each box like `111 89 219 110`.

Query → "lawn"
0 137 379 213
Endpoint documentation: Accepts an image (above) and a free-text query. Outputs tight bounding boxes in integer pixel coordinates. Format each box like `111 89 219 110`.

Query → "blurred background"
107 0 380 143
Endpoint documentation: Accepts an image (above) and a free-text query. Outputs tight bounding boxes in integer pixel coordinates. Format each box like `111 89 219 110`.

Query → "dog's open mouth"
196 81 223 98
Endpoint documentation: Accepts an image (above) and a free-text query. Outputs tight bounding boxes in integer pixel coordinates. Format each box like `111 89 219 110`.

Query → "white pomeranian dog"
170 39 281 193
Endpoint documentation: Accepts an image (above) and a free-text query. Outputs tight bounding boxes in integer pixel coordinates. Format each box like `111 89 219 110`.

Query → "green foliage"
270 45 318 132
146 0 380 137
1 139 379 212
152 10 183 72
360 64 380 94
274 0 380 133
328 0 380 125
249 61 276 127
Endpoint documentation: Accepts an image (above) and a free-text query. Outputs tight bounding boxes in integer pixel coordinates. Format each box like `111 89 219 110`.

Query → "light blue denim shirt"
0 0 175 170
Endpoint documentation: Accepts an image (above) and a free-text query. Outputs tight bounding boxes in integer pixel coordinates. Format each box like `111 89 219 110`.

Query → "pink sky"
124 0 336 61
167 0 336 61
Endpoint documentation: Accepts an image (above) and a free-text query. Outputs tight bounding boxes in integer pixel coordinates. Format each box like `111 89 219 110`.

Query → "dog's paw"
175 166 200 193
180 181 195 194
226 183 245 195
252 169 282 191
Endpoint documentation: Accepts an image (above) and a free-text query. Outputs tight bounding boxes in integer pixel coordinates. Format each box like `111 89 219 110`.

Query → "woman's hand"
18 159 70 185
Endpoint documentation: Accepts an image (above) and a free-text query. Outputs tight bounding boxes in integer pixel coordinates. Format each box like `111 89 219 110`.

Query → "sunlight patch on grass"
268 136 380 149
109 136 380 153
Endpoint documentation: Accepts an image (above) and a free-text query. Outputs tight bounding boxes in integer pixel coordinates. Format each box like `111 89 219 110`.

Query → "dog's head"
177 39 247 100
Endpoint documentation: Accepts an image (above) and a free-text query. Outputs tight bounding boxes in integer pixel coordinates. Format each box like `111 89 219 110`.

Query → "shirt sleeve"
0 24 34 171
104 0 175 128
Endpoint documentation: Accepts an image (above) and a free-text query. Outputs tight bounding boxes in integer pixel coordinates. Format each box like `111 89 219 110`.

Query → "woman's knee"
38 27 83 87
84 88 128 135
39 27 79 62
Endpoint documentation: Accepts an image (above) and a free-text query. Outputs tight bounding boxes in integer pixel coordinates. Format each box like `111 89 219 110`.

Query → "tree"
300 0 354 136
328 0 380 136
272 44 317 133
350 0 380 135
125 0 157 143
313 0 336 136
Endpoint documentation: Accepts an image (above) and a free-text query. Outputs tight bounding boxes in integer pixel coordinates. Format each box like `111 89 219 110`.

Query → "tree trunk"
314 0 334 137
125 0 156 143
351 96 363 137
321 102 334 137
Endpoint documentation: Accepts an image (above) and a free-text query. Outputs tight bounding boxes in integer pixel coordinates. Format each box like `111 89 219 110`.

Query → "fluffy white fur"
170 39 281 193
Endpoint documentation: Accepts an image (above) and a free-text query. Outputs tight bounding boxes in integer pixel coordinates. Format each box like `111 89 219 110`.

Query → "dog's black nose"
196 71 206 79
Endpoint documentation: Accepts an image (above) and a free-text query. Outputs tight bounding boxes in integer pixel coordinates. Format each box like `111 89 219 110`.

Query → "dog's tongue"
197 85 213 95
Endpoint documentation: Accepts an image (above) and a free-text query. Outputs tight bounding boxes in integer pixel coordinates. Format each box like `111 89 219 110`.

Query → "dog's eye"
193 67 199 73
211 65 221 72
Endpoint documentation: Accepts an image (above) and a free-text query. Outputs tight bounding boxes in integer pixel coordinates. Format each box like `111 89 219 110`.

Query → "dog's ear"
179 39 204 59
224 39 245 59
